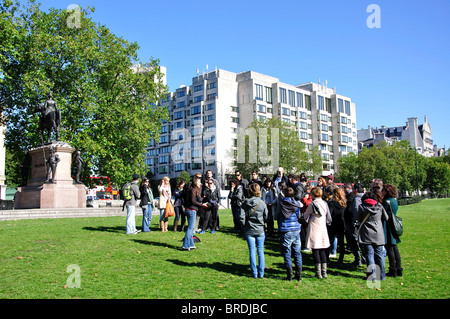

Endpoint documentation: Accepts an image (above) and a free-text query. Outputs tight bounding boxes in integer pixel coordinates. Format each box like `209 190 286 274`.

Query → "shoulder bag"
385 199 403 238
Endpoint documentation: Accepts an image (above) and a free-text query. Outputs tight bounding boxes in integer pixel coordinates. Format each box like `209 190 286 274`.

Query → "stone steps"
0 207 129 221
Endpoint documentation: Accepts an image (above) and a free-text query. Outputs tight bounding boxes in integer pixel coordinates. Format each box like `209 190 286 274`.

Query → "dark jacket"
185 186 204 211
328 200 346 231
174 187 185 207
292 182 305 202
278 197 302 232
344 191 355 223
228 185 244 208
139 184 154 208
239 196 268 236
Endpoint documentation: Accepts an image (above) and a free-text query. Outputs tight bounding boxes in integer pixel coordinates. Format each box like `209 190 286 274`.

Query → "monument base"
14 141 86 209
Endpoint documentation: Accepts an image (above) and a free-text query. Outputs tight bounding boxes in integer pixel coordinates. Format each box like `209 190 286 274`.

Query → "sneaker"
211 230 215 234
199 230 205 234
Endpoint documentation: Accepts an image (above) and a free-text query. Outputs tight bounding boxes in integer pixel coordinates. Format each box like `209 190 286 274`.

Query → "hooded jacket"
357 199 389 245
278 197 302 232
239 196 268 236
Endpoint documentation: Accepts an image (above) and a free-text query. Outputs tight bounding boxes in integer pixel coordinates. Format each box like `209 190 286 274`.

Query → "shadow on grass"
131 239 181 251
83 226 126 233
166 258 285 279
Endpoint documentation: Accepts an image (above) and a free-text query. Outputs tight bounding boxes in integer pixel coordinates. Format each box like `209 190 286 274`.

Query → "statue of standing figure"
45 146 60 183
36 92 61 144
73 150 84 184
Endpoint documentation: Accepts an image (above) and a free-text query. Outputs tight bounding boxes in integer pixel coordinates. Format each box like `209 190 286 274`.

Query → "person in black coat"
327 187 347 264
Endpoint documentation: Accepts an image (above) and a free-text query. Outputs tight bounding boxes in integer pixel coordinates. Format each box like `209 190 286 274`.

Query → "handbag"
385 199 403 237
165 200 175 218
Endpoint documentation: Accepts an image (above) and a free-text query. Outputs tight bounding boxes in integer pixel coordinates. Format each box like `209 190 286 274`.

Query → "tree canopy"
337 140 449 195
1 0 169 187
229 118 323 179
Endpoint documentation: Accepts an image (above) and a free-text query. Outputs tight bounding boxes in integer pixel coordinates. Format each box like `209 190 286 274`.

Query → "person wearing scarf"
278 187 303 281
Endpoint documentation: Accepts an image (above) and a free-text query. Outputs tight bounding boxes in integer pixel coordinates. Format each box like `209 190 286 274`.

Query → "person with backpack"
124 174 141 234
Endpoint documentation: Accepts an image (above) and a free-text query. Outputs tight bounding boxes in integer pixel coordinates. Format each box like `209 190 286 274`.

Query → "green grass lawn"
0 198 449 299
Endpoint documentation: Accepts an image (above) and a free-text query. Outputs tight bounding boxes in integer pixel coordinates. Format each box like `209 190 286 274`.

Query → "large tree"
0 0 169 187
229 118 323 179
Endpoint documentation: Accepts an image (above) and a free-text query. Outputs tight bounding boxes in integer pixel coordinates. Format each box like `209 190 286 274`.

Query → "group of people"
123 170 221 251
230 168 402 282
123 167 403 282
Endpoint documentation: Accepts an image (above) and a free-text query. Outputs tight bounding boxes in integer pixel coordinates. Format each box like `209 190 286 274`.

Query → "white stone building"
145 68 357 184
357 116 442 157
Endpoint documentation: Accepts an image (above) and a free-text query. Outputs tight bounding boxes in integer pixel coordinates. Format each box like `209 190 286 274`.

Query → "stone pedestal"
15 141 86 209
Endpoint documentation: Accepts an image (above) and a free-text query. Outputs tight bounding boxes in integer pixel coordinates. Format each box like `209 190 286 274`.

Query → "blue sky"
38 0 450 149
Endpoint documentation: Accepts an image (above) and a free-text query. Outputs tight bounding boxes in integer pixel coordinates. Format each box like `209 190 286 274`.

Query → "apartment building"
145 68 357 185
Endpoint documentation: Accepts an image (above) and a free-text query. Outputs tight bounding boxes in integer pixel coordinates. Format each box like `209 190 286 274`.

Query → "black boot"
285 267 293 281
397 267 403 277
294 265 302 282
387 267 397 277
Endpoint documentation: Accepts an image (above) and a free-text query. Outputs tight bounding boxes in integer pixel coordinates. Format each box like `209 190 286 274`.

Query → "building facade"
357 116 442 157
145 69 357 185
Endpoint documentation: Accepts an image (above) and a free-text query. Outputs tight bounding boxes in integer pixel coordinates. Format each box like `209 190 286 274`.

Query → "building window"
194 95 203 103
191 105 201 115
191 116 201 125
299 121 307 130
207 93 217 100
300 131 308 140
257 104 266 113
282 107 290 116
207 82 217 89
177 91 186 98
288 90 295 106
296 92 303 108
205 114 215 122
321 133 329 141
299 111 307 120
177 101 186 108
338 98 344 113
255 84 263 101
174 111 183 120
345 100 351 116
159 135 168 144
194 84 203 92
265 86 272 103
305 95 311 110
321 123 328 131
318 95 324 111
279 88 287 104
207 103 215 110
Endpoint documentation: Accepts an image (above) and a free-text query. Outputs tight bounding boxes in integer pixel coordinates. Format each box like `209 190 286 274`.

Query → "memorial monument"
14 93 86 209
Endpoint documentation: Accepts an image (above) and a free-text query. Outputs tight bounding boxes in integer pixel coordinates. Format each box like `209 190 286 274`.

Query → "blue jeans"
280 231 302 269
362 244 386 281
182 209 197 249
245 233 265 278
126 205 137 234
141 204 153 232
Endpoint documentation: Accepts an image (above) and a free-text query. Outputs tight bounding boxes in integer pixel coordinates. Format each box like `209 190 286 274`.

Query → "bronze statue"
73 149 84 184
36 92 61 144
45 146 60 183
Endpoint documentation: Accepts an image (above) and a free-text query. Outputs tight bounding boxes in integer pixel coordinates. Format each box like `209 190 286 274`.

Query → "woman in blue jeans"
182 176 208 251
139 177 154 232
239 184 268 278
356 191 389 281
278 187 303 281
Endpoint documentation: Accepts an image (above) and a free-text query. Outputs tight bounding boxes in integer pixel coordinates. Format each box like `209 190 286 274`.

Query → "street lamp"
410 146 419 195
